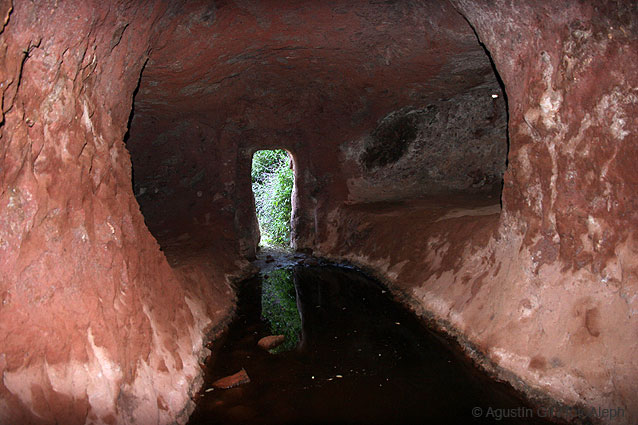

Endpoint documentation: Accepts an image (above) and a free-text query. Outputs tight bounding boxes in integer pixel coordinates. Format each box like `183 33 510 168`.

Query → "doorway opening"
251 149 294 247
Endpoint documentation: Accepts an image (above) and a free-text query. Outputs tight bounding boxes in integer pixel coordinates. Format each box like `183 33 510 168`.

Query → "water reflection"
189 265 554 425
260 268 301 353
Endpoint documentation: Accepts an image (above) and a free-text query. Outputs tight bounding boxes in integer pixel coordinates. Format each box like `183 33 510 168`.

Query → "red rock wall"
309 1 638 423
2 1 636 424
126 2 638 421
127 117 258 258
0 2 238 424
454 0 638 418
124 0 495 256
341 83 507 203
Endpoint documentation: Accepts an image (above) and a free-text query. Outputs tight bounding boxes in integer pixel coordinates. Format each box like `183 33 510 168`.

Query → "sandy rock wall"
2 0 636 424
127 117 256 257
310 1 638 423
0 2 236 424
124 0 499 257
454 0 638 416
342 83 507 203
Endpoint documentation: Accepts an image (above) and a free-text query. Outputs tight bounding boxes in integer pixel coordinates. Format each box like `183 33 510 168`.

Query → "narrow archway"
251 149 295 248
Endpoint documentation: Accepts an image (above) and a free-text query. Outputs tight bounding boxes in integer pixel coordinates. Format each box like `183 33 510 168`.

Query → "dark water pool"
188 265 554 425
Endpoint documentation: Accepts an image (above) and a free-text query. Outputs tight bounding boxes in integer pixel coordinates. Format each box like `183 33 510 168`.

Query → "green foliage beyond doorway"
251 149 294 246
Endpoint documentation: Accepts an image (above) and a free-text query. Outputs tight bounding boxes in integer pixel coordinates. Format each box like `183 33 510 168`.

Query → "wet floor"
188 264 555 425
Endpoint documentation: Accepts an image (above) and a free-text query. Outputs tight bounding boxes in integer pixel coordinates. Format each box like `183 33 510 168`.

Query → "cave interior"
0 1 637 424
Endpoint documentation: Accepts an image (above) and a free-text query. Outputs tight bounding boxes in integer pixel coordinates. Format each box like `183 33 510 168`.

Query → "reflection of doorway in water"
260 268 301 353
251 149 294 247
189 265 554 425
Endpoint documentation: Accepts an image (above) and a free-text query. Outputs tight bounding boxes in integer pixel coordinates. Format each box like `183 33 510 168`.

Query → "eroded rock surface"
312 2 638 424
345 83 507 202
1 0 636 424
0 2 240 424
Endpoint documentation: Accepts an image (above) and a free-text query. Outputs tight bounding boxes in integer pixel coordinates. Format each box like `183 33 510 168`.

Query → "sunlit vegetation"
251 149 293 246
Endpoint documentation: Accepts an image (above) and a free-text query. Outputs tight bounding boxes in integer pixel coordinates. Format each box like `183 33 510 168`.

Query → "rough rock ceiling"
128 0 497 150
123 0 506 252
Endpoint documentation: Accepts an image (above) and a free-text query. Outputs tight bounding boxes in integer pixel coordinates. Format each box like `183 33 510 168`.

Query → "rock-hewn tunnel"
0 1 637 424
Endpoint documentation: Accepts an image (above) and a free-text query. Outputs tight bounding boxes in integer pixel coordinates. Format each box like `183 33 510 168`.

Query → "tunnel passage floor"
187 262 555 425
